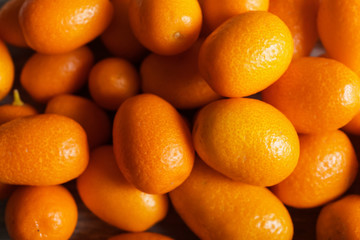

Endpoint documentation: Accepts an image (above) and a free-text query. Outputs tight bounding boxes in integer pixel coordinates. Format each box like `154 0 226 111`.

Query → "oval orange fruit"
0 38 14 101
108 232 174 240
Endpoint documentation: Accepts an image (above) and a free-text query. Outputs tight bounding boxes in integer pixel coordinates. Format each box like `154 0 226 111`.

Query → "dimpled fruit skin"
198 11 293 98
5 185 78 240
19 0 113 54
0 114 89 185
0 104 37 125
269 0 319 59
0 39 14 101
318 0 360 75
109 232 174 240
193 97 299 187
169 159 293 240
272 130 358 208
316 195 360 240
128 0 202 55
113 94 194 194
262 57 360 134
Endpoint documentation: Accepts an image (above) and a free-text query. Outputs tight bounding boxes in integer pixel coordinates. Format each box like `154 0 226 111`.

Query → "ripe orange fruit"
20 46 94 103
317 0 360 75
316 194 360 240
0 0 27 47
19 0 113 54
0 38 14 101
198 0 269 34
0 89 37 125
108 232 173 240
77 146 168 232
269 0 319 59
0 114 89 185
141 39 220 109
45 94 111 148
88 58 140 111
128 0 202 55
198 11 293 98
272 130 358 208
169 158 294 240
113 94 194 194
262 57 360 134
100 0 147 62
5 185 77 240
193 97 299 186
342 110 360 135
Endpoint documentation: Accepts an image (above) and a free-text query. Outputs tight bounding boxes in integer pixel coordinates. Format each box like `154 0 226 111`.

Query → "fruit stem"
12 89 24 106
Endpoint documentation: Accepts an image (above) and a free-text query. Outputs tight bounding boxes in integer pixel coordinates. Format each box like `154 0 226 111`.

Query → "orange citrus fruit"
141 38 220 109
5 185 77 240
19 0 113 54
0 0 27 47
269 0 319 59
198 11 293 98
316 194 360 240
272 130 358 208
0 114 89 185
113 94 194 194
128 0 202 55
262 57 360 134
169 158 294 240
77 145 168 232
193 97 299 186
20 46 94 103
0 38 14 101
88 57 140 111
108 232 174 240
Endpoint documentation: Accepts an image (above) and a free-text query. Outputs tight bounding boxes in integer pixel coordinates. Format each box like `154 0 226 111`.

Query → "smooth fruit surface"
193 97 299 186
170 158 293 240
45 94 111 148
0 39 14 101
0 0 27 47
5 185 77 240
128 0 202 55
272 130 358 208
19 0 113 54
88 58 140 111
316 195 360 240
20 46 94 103
141 39 220 109
342 109 360 135
198 11 293 97
113 94 194 194
77 146 168 232
318 0 360 75
269 0 318 59
262 57 360 134
100 0 147 62
0 114 89 185
108 232 174 240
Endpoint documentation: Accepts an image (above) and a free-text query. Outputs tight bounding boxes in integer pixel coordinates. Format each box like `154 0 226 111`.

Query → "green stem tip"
12 89 24 106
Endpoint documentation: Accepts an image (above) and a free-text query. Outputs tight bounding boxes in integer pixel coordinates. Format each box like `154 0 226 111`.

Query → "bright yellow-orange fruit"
88 58 140 111
20 46 94 103
0 114 89 185
317 195 360 240
141 39 221 109
269 0 319 59
0 39 14 101
272 130 358 208
198 0 269 34
317 0 360 75
113 94 194 194
198 11 293 98
128 0 202 55
262 57 360 134
169 158 294 240
100 0 147 62
5 185 77 240
77 146 168 232
19 0 114 54
193 97 299 186
108 232 174 240
0 0 27 47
